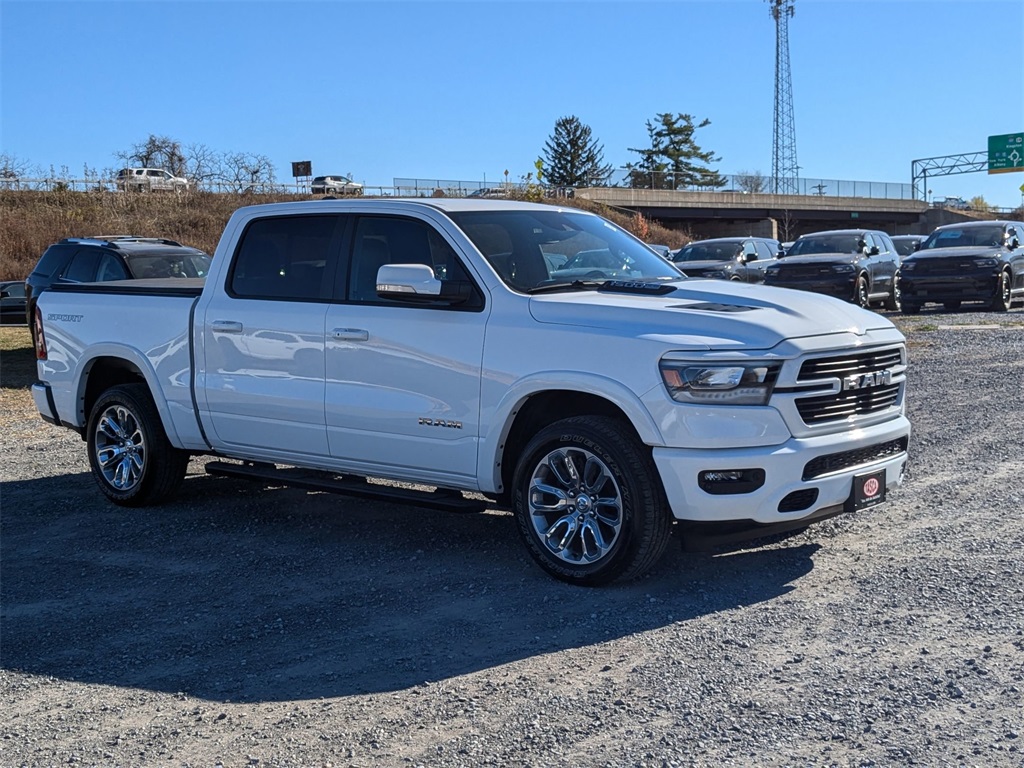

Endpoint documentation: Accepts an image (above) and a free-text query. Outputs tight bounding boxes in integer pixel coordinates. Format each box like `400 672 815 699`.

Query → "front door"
324 214 488 484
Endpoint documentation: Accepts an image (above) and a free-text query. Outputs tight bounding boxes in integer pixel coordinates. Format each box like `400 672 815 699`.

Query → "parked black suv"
763 229 901 310
670 237 782 283
899 220 1024 313
26 236 211 331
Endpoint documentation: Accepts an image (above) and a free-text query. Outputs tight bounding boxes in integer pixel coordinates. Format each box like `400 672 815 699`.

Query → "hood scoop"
670 302 758 313
597 279 680 296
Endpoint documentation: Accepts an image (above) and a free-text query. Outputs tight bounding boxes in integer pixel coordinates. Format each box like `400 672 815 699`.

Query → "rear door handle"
332 328 369 341
210 320 243 334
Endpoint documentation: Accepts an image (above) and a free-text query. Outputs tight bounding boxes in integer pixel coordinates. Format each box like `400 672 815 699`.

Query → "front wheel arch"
511 415 672 585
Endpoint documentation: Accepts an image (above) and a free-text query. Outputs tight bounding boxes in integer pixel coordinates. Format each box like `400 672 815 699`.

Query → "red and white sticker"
863 477 880 497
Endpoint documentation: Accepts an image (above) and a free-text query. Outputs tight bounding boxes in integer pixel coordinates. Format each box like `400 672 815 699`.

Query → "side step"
204 461 488 514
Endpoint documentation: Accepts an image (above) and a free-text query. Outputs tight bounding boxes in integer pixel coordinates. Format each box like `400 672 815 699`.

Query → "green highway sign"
988 132 1024 174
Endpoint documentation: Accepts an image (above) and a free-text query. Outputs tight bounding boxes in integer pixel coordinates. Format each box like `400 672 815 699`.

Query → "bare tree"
735 170 767 194
219 152 277 192
0 152 33 179
116 134 186 176
184 143 221 188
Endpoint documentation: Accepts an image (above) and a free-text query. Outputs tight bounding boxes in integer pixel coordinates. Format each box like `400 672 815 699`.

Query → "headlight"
831 264 856 273
973 258 998 268
659 361 781 405
900 261 916 272
705 269 729 279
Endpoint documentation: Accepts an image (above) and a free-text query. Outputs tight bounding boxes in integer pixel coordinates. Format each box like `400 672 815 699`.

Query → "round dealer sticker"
863 477 880 497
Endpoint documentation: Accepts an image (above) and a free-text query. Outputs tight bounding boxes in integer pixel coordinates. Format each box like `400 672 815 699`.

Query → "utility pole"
768 0 799 195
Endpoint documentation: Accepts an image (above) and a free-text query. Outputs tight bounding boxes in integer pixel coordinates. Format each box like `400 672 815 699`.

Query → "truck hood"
529 279 892 351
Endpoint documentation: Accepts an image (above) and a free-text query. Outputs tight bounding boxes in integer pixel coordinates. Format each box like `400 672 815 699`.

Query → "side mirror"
913 241 922 251
869 246 880 256
1010 237 1020 249
376 263 470 304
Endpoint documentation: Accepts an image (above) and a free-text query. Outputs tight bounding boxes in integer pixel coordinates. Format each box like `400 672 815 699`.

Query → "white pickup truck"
31 199 911 585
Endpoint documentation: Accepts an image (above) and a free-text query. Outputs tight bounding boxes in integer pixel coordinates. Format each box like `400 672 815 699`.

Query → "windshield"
892 238 921 257
128 251 212 278
787 234 862 256
672 241 742 263
449 209 683 292
919 225 1004 250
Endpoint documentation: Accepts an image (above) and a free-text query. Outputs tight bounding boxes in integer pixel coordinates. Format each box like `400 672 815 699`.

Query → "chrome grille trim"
791 345 906 427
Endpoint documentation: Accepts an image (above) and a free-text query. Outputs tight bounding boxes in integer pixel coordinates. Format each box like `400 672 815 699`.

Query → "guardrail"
2 176 1018 213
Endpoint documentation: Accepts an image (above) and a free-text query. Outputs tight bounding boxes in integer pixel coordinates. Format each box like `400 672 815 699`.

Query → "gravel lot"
2 311 1023 768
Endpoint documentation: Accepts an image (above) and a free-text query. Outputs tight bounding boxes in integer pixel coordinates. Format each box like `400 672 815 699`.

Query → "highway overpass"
573 187 938 240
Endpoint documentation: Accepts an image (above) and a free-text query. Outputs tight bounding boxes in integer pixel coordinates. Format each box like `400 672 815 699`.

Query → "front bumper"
900 273 998 304
653 415 910 525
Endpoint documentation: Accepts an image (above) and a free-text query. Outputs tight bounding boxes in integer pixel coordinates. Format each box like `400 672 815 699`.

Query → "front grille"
779 265 831 279
778 489 818 512
803 436 909 480
799 348 902 380
796 385 901 423
912 259 978 276
795 347 904 425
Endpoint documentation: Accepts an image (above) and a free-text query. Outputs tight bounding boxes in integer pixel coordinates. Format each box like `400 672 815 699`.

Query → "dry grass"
0 326 38 418
1 190 691 281
0 190 300 281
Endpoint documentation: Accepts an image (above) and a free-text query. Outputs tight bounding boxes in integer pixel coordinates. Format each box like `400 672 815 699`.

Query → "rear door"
200 214 345 457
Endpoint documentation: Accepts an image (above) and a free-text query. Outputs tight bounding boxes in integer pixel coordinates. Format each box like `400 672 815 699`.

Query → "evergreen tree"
626 113 725 189
542 116 613 188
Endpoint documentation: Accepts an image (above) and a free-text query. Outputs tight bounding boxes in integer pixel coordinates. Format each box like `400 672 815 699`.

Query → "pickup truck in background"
31 199 911 585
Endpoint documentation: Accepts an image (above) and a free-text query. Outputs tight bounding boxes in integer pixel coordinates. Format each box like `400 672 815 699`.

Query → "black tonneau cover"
46 277 205 298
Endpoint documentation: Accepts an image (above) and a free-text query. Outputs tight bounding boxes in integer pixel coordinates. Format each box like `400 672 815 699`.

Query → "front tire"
511 416 672 586
990 271 1012 312
884 274 902 312
87 384 190 506
854 275 870 308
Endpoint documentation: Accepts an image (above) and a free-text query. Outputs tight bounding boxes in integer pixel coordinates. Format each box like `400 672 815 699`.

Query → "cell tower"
769 0 798 194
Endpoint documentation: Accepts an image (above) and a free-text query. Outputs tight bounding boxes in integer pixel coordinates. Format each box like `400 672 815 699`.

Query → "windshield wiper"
527 280 605 295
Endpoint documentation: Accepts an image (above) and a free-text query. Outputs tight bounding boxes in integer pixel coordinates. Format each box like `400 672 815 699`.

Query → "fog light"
698 468 766 495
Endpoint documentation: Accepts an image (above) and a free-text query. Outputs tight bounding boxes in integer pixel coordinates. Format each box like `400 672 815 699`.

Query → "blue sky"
2 0 1023 206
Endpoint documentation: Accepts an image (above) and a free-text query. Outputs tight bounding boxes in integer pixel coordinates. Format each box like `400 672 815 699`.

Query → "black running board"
204 461 488 513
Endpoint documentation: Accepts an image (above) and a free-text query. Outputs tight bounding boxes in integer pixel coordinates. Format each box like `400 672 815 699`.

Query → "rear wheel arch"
79 357 149 433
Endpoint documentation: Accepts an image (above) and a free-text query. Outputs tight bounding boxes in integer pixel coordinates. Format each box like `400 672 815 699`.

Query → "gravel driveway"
1 312 1022 767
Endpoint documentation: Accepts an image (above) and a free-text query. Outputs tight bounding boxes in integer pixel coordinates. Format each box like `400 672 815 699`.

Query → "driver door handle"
332 328 369 341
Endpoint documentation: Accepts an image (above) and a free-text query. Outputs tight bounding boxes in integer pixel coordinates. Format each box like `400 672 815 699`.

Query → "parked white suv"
116 168 189 192
311 175 363 195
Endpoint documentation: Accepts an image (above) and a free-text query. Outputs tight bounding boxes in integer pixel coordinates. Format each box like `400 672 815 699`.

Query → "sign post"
988 133 1024 174
292 160 313 193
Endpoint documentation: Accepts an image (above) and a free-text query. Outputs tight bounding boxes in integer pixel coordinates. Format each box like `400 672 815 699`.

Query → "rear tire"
86 384 190 507
512 416 672 586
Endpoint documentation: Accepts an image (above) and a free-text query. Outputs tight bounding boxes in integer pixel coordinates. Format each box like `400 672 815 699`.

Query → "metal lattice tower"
769 0 799 194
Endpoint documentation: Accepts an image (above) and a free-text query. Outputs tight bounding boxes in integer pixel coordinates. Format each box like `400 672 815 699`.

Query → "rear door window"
229 214 344 301
63 249 101 282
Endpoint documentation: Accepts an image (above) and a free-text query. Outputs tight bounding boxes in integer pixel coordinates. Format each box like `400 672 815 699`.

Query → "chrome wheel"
527 446 623 565
93 404 147 491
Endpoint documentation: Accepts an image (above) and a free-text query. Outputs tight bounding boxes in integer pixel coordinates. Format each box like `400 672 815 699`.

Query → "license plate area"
846 469 886 512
